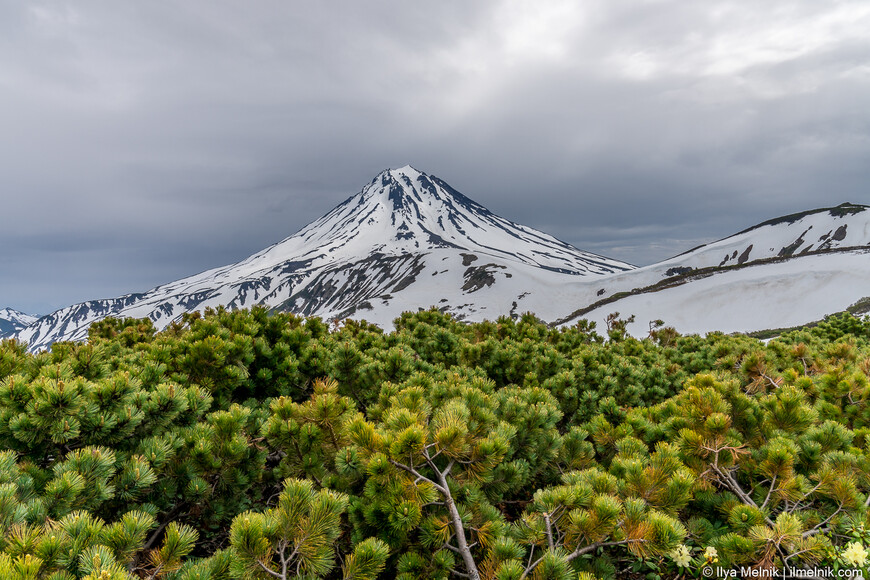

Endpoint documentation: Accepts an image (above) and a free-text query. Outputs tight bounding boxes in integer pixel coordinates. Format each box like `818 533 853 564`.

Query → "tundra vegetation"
1 306 870 579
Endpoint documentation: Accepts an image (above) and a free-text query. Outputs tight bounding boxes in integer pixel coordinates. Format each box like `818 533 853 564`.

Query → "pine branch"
289 437 322 487
392 452 476 578
798 357 809 375
761 475 778 510
256 559 285 579
278 539 291 580
442 543 461 554
802 505 844 538
388 458 445 494
566 539 647 562
519 539 647 580
543 512 555 551
424 442 445 463
710 463 776 527
788 478 827 513
145 562 165 580
434 462 480 580
760 372 781 390
142 504 185 552
440 458 456 479
783 544 823 568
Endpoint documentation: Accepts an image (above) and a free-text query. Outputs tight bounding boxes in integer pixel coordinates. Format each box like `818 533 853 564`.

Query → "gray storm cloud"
1 0 868 314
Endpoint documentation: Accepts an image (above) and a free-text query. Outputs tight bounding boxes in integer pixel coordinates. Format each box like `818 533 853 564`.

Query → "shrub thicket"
1 306 869 578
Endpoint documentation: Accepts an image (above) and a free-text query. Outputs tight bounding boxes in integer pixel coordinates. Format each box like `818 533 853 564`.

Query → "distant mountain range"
3 166 869 350
0 308 38 337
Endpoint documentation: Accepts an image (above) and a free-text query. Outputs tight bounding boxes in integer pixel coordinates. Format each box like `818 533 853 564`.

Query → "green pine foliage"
2 306 870 577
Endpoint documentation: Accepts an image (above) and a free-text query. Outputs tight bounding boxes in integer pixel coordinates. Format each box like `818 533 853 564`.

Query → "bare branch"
389 459 445 494
440 458 456 479
710 463 776 527
442 543 461 554
761 475 778 511
802 505 844 538
543 513 555 551
255 559 285 580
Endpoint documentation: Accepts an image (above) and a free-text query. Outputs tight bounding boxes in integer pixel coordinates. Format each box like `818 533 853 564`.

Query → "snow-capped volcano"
12 166 633 350
225 165 630 276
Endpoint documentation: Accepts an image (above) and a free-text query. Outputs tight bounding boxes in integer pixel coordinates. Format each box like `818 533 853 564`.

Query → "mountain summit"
246 165 631 275
12 167 633 350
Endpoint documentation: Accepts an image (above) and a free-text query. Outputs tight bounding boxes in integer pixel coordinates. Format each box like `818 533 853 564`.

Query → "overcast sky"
2 1 869 315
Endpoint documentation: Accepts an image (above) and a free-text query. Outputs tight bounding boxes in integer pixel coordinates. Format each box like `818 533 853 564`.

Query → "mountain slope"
575 202 870 303
572 250 870 337
0 308 38 338
555 203 870 335
15 166 633 350
655 201 869 271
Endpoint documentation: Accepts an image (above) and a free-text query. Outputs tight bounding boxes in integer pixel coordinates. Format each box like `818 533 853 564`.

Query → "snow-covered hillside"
650 201 869 272
14 166 633 350
0 308 38 338
555 203 870 335
566 202 870 305
575 250 870 336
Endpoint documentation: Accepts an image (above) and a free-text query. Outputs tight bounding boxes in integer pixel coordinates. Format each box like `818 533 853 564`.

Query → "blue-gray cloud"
1 0 869 314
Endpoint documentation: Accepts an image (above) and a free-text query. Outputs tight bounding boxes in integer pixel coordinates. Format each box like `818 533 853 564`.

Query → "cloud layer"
2 1 869 314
